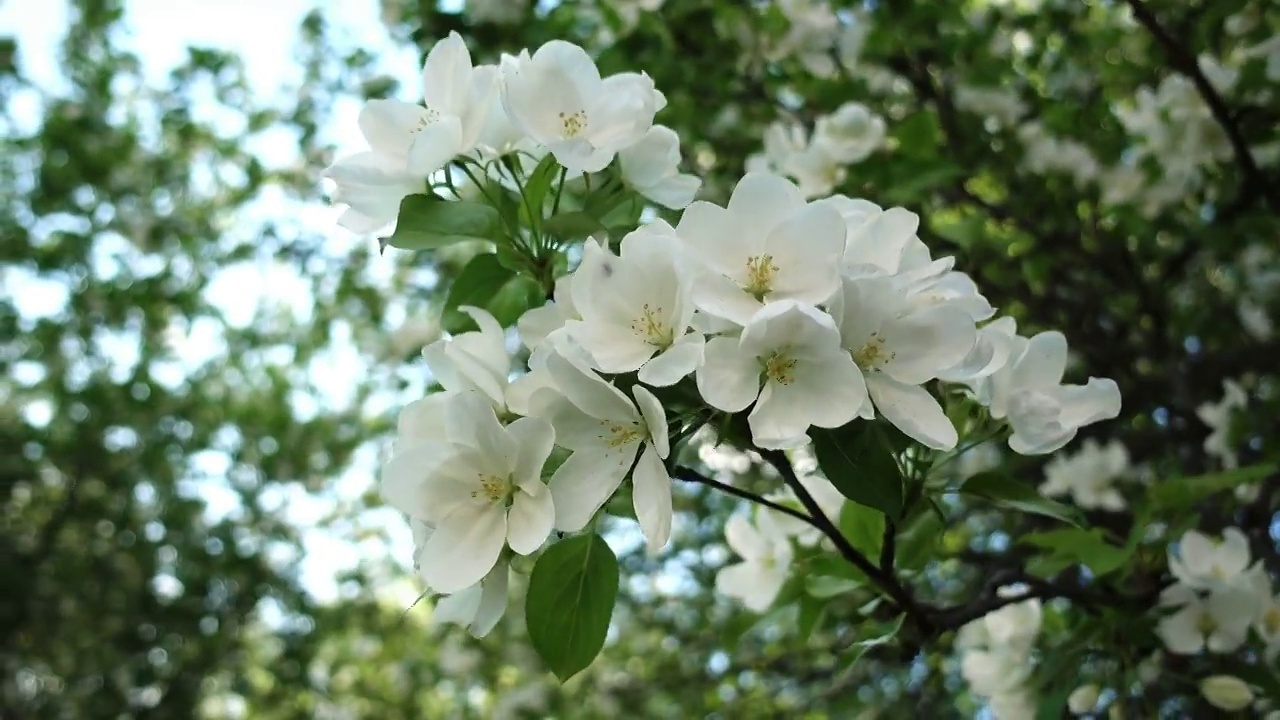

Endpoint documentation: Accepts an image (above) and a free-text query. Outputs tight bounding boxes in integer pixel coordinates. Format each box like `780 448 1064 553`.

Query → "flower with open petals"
565 228 703 386
676 172 846 326
1169 528 1252 589
533 353 673 551
715 510 793 612
1157 583 1257 655
697 300 867 449
381 392 555 593
619 125 701 209
501 40 658 173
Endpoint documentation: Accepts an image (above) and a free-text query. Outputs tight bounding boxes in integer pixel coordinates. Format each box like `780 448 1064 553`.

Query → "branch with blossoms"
315 26 1279 712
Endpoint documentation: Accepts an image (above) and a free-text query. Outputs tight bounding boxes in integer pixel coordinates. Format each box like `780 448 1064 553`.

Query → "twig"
1122 0 1279 213
758 449 936 638
675 466 817 529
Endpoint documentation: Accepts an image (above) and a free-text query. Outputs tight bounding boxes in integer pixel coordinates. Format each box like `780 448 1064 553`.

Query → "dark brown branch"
1123 0 1279 213
758 449 936 638
675 466 817 529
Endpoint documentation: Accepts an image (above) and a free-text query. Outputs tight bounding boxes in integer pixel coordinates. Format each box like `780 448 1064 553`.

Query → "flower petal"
638 332 704 387
548 446 632 531
632 442 673 552
632 385 670 458
868 375 958 450
421 503 508 593
696 336 762 413
507 487 554 554
505 416 555 494
406 115 464 175
468 562 510 637
545 351 639 422
1013 331 1068 389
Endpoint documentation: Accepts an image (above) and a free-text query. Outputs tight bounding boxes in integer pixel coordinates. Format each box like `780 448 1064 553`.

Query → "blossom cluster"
746 103 887 200
1038 438 1131 511
1157 528 1279 660
956 592 1043 719
325 31 1121 638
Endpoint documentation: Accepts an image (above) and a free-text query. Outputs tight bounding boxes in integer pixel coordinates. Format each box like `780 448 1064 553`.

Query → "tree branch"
675 466 817 529
758 449 936 638
1122 0 1279 213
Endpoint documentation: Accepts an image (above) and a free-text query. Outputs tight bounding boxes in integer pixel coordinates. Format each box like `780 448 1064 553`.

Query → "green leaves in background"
838 500 885 560
955 471 1084 527
1145 463 1276 511
1020 528 1132 577
380 194 502 251
525 533 619 682
811 423 904 519
442 252 544 333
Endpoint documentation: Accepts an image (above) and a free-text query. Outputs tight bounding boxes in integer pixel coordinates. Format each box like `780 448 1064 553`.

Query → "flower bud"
1200 675 1254 711
1068 684 1100 715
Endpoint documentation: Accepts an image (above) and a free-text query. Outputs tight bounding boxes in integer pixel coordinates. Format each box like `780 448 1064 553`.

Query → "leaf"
1019 528 1132 576
837 615 904 673
1145 463 1276 510
811 423 904 519
442 253 544 332
893 507 945 571
805 575 861 599
519 153 562 215
543 211 606 241
525 533 619 682
955 471 1084 527
838 501 884 559
796 594 827 640
380 194 502 251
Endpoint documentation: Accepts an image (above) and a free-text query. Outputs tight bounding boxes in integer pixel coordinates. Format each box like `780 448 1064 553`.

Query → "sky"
0 0 431 604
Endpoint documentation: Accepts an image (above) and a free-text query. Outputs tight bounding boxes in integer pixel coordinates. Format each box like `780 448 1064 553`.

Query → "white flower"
422 307 513 414
817 197 948 281
323 152 422 233
1039 439 1131 511
381 392 555 593
1196 379 1248 468
829 274 976 450
961 648 1034 699
696 300 868 449
432 557 510 638
715 510 793 612
501 41 658 173
1169 528 1252 589
813 102 885 163
565 228 704 386
954 85 1026 128
1157 583 1257 654
939 316 1018 383
534 352 673 551
982 595 1043 651
1067 684 1100 715
517 275 579 351
978 327 1121 455
1200 675 1255 711
772 0 840 77
618 125 701 209
676 172 846 325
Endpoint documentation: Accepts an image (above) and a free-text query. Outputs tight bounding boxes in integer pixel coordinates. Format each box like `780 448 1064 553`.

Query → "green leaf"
955 471 1083 527
1019 528 1132 576
543 211 606 241
796 594 827 640
520 153 562 214
893 506 945 571
525 533 619 682
380 194 502 251
442 253 544 332
838 501 884 559
811 423 904 519
805 574 861 599
838 615 904 673
1145 463 1276 510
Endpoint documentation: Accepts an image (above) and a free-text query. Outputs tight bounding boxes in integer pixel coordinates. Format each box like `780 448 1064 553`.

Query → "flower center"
763 351 798 385
1264 606 1280 635
743 254 779 299
559 110 588 138
1195 611 1219 637
630 303 672 348
1209 564 1227 580
472 473 513 504
853 333 895 371
413 107 442 133
602 420 646 449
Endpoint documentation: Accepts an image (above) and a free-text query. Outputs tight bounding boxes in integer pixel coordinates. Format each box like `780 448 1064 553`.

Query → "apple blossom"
676 172 846 325
1039 439 1131 511
715 510 793 612
565 228 704 386
422 306 514 414
533 352 673 551
812 102 885 163
1157 583 1257 655
381 392 555 593
766 472 845 546
501 40 658 173
696 300 867 449
828 274 976 450
1196 379 1248 469
1169 528 1252 589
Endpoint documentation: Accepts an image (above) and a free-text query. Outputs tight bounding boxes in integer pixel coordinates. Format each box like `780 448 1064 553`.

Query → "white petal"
565 319 657 373
696 336 762 412
381 443 451 519
632 385 670 458
421 31 472 117
432 584 482 626
620 124 679 189
724 514 767 561
545 351 639 422
764 202 846 305
691 271 764 326
468 562 510 637
548 446 633 531
638 332 704 387
725 172 806 238
643 173 701 210
880 305 977 385
421 503 508 593
867 376 958 450
505 416 555 494
406 115 464 175
632 442 673 552
506 488 554 554
1013 331 1068 389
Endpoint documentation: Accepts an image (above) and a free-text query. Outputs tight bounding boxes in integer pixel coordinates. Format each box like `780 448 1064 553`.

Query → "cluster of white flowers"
746 103 887 200
1015 122 1101 187
1038 438 1131 511
953 85 1026 130
1158 528 1279 660
956 592 1042 720
325 31 1123 634
769 0 842 77
1234 244 1280 341
1196 379 1248 470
